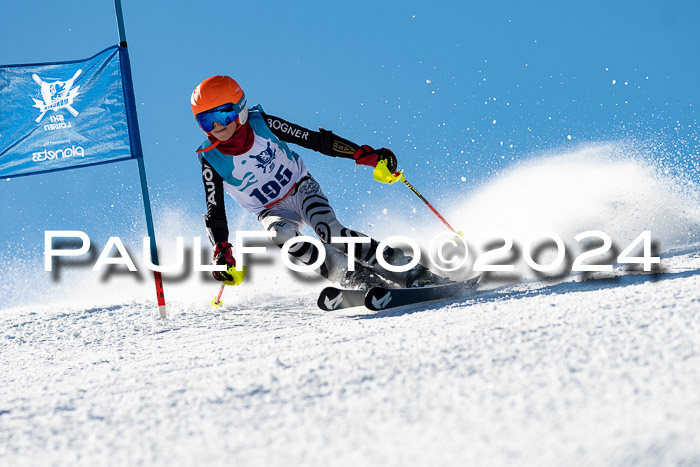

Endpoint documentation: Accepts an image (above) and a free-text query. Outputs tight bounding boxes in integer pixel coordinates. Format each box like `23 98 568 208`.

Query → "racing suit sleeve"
261 112 360 160
201 158 229 245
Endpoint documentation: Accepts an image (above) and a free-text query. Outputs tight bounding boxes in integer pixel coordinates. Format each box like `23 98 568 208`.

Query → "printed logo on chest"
249 141 277 174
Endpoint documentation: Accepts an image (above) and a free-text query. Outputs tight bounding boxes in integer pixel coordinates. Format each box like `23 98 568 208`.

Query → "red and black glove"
212 241 236 281
353 145 398 173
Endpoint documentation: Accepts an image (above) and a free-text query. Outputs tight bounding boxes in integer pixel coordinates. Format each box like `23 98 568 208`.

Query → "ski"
317 287 367 311
317 276 480 312
364 277 480 311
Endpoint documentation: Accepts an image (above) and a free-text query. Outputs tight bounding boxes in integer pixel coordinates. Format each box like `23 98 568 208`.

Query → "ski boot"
377 246 453 288
403 263 453 288
339 262 394 290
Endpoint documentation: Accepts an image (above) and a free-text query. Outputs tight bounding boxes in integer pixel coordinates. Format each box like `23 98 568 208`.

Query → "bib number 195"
249 164 294 205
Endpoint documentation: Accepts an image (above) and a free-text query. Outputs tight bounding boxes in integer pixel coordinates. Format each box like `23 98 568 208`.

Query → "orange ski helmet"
191 75 248 128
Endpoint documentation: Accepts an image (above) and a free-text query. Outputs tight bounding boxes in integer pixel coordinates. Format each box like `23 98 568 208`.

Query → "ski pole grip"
373 160 403 184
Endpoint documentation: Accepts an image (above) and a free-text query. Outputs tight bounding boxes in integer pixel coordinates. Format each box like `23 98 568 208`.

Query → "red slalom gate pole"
114 0 167 318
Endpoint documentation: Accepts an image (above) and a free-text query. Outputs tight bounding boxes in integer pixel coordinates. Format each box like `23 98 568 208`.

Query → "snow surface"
2 147 699 466
1 251 699 466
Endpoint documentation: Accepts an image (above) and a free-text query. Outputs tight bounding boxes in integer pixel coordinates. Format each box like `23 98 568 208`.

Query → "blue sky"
1 0 699 267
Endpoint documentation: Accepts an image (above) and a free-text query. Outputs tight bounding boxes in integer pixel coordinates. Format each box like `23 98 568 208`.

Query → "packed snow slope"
1 145 699 466
1 252 699 466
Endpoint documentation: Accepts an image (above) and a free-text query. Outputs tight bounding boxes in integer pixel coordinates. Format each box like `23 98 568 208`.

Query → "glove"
212 242 246 285
353 145 398 173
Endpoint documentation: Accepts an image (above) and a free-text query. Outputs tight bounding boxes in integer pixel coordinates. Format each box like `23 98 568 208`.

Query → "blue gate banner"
0 46 142 178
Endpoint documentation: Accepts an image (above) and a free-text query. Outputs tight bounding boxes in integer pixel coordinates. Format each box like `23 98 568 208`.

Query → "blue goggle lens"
196 104 239 132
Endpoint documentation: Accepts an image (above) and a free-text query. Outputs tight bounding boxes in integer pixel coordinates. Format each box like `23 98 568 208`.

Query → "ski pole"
212 283 225 307
399 174 457 233
203 214 228 308
373 160 458 233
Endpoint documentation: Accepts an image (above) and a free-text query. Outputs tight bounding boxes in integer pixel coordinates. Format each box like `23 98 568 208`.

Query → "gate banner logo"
32 69 82 123
0 46 140 178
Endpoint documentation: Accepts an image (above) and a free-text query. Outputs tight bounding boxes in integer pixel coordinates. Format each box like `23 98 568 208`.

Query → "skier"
191 75 446 289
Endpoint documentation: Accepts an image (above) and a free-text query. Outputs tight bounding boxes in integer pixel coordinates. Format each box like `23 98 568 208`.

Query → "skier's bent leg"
294 177 385 285
309 213 425 287
322 220 446 287
262 217 346 281
264 218 322 272
302 199 432 286
297 175 447 287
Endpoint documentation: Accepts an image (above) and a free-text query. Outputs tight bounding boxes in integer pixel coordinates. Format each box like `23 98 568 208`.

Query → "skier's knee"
313 221 335 244
267 221 300 248
315 219 358 245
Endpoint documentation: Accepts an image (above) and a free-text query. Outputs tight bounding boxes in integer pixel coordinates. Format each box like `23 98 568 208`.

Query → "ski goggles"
195 97 247 132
